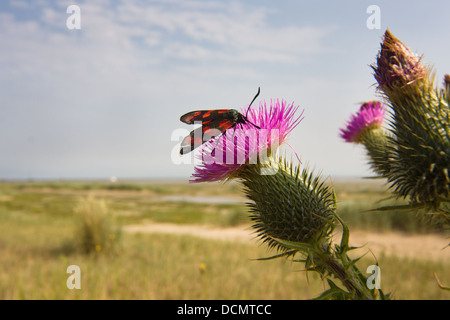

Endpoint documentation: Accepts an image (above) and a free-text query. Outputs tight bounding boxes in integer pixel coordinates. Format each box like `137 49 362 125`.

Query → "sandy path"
125 223 254 242
124 222 449 262
344 230 449 262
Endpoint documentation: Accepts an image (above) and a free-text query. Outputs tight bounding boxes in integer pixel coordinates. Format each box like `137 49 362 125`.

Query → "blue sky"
1 0 450 180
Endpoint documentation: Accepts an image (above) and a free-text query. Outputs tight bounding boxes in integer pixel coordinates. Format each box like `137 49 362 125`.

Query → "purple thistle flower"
190 99 303 183
339 101 385 143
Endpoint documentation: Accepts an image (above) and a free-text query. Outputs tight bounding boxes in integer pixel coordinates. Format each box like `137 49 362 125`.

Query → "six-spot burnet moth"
179 87 261 155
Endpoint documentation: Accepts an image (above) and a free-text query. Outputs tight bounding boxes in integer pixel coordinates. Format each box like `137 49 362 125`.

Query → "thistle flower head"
372 29 426 91
190 99 303 183
339 101 385 143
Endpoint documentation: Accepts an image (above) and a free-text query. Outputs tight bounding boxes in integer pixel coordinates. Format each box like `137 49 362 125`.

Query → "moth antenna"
248 120 260 130
245 87 260 118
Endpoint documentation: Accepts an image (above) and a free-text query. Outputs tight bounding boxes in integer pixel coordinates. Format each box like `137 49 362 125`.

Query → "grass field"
0 179 448 299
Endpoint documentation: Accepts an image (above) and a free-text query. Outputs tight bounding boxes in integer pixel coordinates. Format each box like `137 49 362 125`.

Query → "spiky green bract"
385 84 450 212
238 159 336 253
389 82 450 218
237 159 388 299
360 127 392 177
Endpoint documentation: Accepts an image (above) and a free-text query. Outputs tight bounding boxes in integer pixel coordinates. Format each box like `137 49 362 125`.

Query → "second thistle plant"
342 29 450 224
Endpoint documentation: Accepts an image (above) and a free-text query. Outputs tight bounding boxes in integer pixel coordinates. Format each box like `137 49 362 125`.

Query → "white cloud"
114 0 335 63
1 0 336 81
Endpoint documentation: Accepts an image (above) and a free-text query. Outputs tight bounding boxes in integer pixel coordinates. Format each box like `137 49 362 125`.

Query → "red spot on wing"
202 111 212 118
182 135 202 147
182 111 203 123
218 120 234 131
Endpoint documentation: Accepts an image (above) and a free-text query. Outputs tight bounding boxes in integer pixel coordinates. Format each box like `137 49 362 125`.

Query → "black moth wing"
179 109 244 155
180 110 207 125
180 126 204 155
180 109 240 125
180 121 228 155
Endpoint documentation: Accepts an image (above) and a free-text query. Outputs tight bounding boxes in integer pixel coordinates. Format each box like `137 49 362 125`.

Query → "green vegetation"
0 179 448 299
0 179 444 232
72 196 121 255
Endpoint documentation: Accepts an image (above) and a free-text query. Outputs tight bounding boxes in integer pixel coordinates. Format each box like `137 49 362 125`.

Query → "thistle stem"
320 251 375 300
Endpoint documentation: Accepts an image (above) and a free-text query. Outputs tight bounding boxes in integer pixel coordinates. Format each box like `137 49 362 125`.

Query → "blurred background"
2 0 450 181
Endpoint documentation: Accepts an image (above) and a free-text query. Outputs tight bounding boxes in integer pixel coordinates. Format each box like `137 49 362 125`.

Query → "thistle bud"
372 29 426 93
370 31 450 214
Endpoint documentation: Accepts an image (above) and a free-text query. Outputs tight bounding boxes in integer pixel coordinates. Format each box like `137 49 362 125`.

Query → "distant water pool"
162 195 244 204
